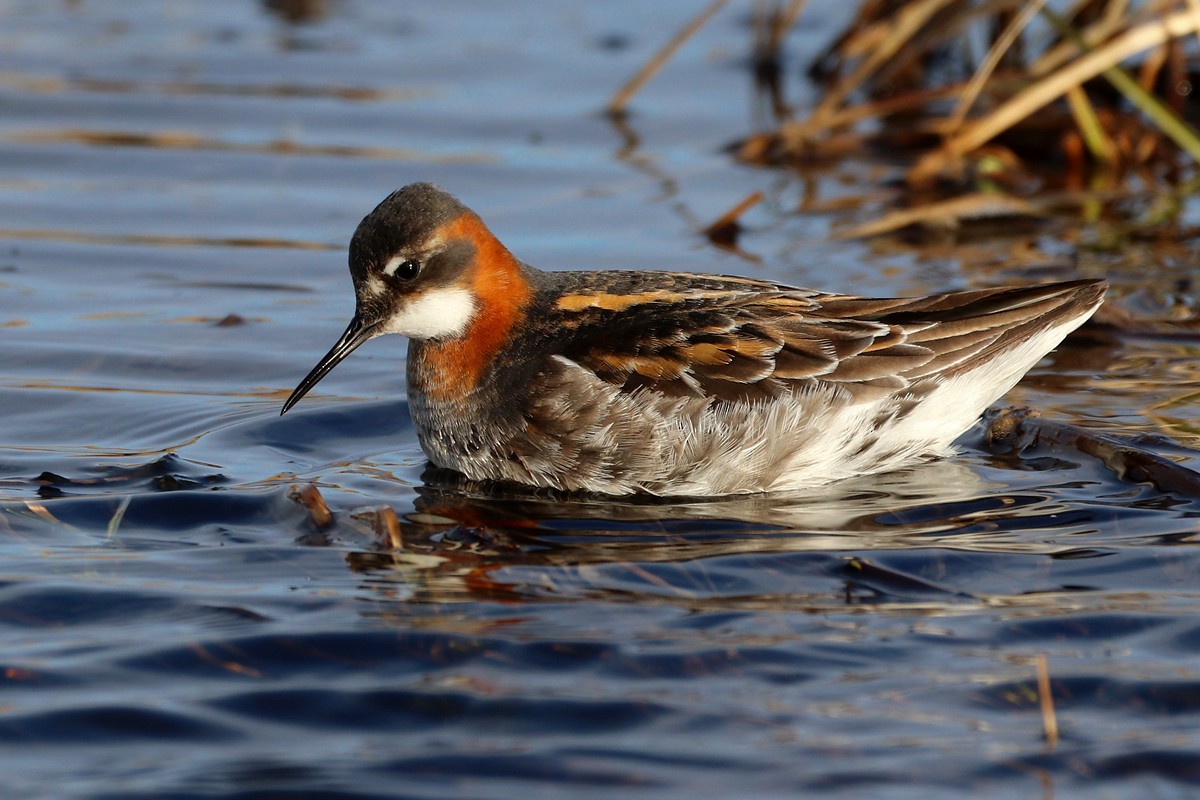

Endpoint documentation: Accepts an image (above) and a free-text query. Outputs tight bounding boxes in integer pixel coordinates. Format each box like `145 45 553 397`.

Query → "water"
2 2 1200 798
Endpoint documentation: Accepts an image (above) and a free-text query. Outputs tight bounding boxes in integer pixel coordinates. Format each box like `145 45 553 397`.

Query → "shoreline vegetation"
613 1 1200 252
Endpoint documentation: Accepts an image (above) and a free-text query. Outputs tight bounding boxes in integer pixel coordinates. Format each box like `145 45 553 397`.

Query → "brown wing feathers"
845 279 1105 379
560 279 1103 401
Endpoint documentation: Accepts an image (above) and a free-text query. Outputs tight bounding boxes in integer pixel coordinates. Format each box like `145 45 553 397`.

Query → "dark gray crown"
349 183 469 273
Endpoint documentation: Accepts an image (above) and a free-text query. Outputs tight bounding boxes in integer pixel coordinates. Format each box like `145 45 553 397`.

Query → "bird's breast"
406 338 482 403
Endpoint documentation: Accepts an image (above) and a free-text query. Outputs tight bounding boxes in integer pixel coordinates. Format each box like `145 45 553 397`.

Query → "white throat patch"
377 287 476 340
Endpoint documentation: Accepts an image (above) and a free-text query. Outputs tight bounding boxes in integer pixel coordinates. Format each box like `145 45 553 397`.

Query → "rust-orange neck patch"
411 213 533 402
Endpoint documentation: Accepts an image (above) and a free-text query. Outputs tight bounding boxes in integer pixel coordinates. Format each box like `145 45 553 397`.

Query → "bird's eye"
383 258 421 281
396 259 420 280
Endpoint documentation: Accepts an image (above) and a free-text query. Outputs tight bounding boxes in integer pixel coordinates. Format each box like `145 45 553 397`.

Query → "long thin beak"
280 314 376 415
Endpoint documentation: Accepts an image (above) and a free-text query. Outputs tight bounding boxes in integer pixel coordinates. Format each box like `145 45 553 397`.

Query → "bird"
281 183 1106 496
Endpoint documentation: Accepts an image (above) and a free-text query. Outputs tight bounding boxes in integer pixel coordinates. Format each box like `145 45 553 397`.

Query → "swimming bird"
281 183 1105 495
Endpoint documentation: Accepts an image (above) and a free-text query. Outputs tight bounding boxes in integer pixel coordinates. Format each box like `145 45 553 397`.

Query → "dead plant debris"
985 406 1200 498
289 483 333 531
727 0 1200 242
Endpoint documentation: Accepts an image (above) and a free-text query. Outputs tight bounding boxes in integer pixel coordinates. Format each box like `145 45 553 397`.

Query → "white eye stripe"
382 256 414 277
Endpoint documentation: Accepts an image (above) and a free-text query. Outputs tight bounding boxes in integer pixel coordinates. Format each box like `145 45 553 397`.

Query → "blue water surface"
1 2 1199 798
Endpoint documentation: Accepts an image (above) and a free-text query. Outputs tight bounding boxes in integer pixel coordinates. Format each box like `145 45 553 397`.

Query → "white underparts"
377 286 476 340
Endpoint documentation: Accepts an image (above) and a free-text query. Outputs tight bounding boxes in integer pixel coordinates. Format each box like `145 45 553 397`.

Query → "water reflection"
263 0 330 26
332 457 1137 614
12 129 494 163
0 70 399 101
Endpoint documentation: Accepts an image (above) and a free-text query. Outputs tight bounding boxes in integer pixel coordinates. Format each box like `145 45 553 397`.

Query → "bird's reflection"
340 454 1082 611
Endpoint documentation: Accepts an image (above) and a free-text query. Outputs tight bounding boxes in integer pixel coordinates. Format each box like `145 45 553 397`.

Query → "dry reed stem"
1051 9 1200 165
947 0 1048 134
1035 653 1059 750
607 0 729 115
803 84 968 134
1029 0 1133 76
779 0 809 39
912 8 1200 181
765 0 809 55
834 193 1042 239
1140 35 1169 92
802 0 959 133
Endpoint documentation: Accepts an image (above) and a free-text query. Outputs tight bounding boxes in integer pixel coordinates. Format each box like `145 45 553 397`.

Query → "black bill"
280 314 375 415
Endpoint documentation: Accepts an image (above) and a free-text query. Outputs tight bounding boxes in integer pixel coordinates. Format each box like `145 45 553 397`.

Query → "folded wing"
559 278 1106 404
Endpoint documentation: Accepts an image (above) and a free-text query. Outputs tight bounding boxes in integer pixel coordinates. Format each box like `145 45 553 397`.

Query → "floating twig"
985 406 1200 498
701 190 764 248
1035 653 1059 750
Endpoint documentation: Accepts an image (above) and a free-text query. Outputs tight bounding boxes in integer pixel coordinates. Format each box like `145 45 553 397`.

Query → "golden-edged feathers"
552 273 1105 406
